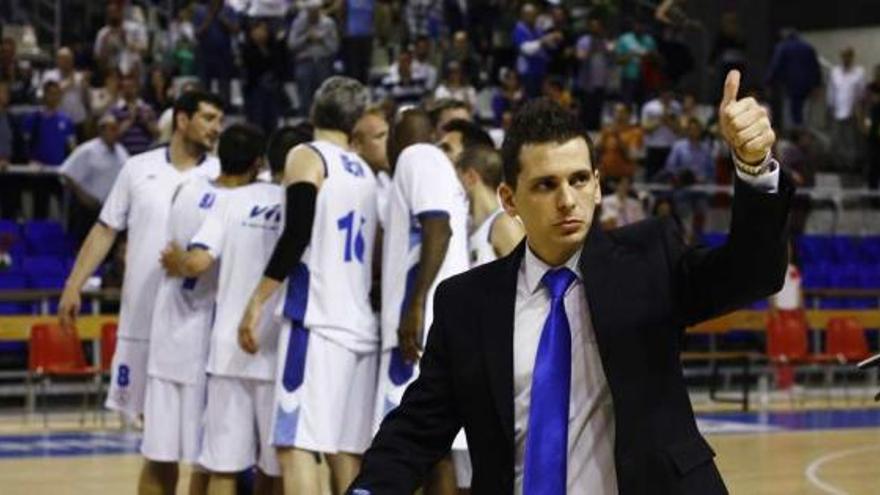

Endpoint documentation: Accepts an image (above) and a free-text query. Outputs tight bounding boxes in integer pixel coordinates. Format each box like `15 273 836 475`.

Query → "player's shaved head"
388 108 433 167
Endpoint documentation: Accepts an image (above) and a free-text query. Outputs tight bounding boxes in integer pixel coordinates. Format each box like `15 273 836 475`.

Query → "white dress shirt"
513 246 618 495
511 166 779 494
827 65 866 120
59 137 129 203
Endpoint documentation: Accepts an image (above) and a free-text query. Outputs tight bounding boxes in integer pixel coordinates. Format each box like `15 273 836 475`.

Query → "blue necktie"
524 267 578 495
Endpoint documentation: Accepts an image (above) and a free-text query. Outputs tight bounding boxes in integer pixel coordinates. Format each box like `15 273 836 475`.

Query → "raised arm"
671 71 792 327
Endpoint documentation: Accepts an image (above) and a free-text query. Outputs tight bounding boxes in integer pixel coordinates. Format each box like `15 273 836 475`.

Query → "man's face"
436 108 471 137
44 85 62 108
521 4 537 25
453 32 468 52
307 6 320 22
499 138 600 263
107 2 123 26
121 77 138 100
100 121 121 145
352 114 390 172
415 39 430 59
398 53 413 76
438 130 464 164
687 121 702 141
180 102 223 152
57 50 74 72
842 49 854 67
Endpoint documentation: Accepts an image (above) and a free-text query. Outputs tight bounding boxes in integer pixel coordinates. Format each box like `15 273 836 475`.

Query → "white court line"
804 445 880 495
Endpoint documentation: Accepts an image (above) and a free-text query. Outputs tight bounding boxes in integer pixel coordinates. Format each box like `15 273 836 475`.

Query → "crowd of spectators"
0 0 878 240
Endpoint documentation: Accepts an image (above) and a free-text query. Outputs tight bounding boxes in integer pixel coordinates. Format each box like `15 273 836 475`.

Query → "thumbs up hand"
719 70 776 165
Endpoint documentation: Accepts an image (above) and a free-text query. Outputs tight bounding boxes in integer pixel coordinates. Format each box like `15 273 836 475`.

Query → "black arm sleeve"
263 182 318 281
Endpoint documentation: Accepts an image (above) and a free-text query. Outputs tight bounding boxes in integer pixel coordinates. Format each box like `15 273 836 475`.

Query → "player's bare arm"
398 215 452 364
490 213 525 258
59 222 118 329
239 145 324 354
160 241 215 278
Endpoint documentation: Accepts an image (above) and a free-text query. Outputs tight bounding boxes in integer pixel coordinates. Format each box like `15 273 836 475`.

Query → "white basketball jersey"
284 141 379 353
147 177 230 385
469 208 504 268
99 147 220 341
380 144 470 351
193 182 285 381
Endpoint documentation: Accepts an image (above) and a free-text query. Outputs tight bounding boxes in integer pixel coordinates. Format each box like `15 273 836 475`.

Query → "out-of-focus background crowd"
2 0 880 374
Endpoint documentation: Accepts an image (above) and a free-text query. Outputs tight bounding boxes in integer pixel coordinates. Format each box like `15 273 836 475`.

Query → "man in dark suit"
348 70 792 495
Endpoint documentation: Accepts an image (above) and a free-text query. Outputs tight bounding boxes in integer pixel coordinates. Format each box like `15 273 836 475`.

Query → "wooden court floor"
0 410 879 494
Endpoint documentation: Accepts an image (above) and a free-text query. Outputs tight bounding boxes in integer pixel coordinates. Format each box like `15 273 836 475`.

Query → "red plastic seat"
766 311 810 364
27 323 101 427
825 317 871 363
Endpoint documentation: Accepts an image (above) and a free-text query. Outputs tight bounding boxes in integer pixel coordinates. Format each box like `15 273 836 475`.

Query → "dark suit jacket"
350 174 794 495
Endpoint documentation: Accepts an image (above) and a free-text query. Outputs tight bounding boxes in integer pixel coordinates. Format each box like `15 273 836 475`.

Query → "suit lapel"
579 221 618 365
481 241 524 448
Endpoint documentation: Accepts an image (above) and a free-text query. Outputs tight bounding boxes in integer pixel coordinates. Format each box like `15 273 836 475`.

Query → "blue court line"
697 409 880 431
0 431 140 459
1 409 880 459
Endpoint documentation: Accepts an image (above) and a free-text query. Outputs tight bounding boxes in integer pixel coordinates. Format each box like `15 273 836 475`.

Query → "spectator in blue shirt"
22 81 76 167
21 80 76 219
340 0 375 84
765 29 822 127
512 3 562 98
193 0 240 105
662 117 714 236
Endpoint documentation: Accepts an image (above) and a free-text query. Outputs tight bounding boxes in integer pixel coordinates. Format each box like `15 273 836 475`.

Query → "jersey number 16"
337 210 366 263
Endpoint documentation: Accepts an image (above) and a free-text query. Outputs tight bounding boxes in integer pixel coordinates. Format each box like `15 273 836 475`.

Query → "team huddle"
57 76 523 494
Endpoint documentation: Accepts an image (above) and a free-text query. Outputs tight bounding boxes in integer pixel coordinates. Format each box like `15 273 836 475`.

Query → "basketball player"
375 109 469 494
457 145 525 267
437 118 495 169
58 91 224 422
351 106 391 227
428 98 473 139
237 77 378 495
138 124 265 494
159 125 308 495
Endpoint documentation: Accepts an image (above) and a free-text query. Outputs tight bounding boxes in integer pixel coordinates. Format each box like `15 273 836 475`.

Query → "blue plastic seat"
0 273 32 314
21 256 66 277
23 220 70 255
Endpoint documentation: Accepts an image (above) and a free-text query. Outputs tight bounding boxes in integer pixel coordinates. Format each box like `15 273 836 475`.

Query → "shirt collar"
522 241 584 295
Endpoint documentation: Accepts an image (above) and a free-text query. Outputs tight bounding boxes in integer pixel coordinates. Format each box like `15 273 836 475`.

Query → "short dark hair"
427 98 471 127
442 119 494 150
458 145 503 189
172 90 225 131
500 98 595 187
266 124 313 176
218 123 266 175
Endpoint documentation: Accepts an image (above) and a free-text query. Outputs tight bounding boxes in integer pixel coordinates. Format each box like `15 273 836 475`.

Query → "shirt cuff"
733 153 780 193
